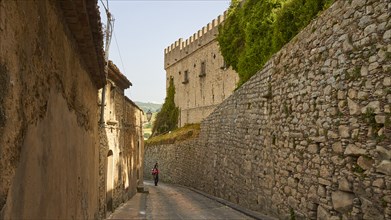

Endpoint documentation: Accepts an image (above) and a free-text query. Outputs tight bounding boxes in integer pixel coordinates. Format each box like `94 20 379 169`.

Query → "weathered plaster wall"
98 80 144 218
146 0 391 219
164 12 239 127
0 0 104 219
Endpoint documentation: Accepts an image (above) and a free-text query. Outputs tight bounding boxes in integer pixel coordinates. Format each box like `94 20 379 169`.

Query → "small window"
182 70 189 84
199 61 206 77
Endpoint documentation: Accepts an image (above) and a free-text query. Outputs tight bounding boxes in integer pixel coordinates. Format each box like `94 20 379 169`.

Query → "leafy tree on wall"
218 0 334 87
151 77 179 137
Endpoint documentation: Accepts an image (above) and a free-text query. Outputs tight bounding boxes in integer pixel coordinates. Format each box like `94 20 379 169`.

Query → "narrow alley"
108 181 274 220
1 0 390 219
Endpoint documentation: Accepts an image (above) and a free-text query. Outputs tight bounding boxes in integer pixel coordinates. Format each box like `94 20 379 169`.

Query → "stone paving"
108 181 275 220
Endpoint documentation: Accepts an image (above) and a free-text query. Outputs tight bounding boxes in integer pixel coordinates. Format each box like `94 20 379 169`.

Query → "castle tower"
164 11 239 127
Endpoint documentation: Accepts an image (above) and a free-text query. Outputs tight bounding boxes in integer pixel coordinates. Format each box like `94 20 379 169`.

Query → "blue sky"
98 0 231 104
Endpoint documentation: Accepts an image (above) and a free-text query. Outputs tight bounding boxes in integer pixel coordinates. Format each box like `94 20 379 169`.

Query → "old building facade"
164 12 239 127
98 61 144 218
0 0 105 219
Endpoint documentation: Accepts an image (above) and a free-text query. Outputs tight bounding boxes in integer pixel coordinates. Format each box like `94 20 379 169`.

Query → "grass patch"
352 163 365 174
290 208 296 220
361 107 385 141
146 123 200 145
345 67 361 81
381 197 387 208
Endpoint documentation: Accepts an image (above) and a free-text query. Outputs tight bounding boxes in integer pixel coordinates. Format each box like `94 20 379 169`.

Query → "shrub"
218 0 334 87
151 78 179 136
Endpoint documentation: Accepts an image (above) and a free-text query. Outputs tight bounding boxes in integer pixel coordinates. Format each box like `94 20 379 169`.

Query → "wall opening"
106 150 114 213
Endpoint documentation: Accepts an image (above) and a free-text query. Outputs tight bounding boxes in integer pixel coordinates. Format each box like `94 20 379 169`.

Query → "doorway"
106 150 114 213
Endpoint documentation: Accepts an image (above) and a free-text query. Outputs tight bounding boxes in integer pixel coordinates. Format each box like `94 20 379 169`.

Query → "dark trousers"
154 174 159 186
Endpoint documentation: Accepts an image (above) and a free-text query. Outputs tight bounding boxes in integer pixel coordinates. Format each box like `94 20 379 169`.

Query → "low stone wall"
145 0 391 219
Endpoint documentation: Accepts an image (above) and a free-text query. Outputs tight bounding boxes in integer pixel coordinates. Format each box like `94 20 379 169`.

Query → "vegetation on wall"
146 123 200 145
151 78 179 136
218 0 334 87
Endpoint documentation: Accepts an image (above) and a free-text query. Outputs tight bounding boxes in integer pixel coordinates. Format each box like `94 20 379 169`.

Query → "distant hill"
135 101 162 113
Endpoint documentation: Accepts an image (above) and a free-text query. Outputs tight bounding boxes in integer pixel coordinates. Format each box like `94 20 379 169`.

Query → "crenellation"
207 22 212 31
217 14 223 23
164 10 228 69
212 18 218 27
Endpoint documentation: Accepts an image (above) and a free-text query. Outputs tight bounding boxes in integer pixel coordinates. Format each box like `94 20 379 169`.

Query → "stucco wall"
164 12 239 127
98 82 144 218
0 1 103 219
146 0 391 219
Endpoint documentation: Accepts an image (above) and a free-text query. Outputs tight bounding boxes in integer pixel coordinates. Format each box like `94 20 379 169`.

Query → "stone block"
384 77 391 87
318 185 326 197
331 191 355 214
361 197 385 220
243 160 252 172
375 146 391 160
338 177 352 192
357 91 369 100
320 165 330 178
310 136 327 143
332 142 344 154
339 125 350 138
351 129 359 139
361 101 381 114
348 89 357 99
376 160 391 175
357 156 373 170
360 66 368 76
344 144 367 156
375 115 386 124
351 0 366 9
327 130 339 139
372 178 384 188
308 144 319 154
347 98 361 115
384 30 391 42
337 90 346 100
319 178 332 186
288 196 298 207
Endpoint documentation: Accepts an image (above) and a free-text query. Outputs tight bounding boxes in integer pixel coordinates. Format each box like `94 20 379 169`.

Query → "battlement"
164 10 227 69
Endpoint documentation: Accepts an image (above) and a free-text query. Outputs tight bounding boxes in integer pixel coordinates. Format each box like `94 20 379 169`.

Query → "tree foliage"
152 78 179 136
218 0 334 87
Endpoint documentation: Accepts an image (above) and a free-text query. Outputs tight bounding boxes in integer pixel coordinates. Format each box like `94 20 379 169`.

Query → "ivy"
151 78 179 137
218 0 334 87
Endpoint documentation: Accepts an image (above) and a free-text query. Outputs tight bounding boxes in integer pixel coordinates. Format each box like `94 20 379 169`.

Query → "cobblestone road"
145 181 253 220
108 181 258 219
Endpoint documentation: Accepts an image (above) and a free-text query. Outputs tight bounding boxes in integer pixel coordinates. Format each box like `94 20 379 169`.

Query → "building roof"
58 0 106 88
108 61 132 90
125 96 143 112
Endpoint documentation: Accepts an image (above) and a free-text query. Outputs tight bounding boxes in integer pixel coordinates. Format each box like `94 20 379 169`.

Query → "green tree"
151 78 179 136
218 0 334 87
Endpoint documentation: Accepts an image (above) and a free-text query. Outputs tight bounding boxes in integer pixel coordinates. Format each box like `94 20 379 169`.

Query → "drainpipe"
99 84 107 125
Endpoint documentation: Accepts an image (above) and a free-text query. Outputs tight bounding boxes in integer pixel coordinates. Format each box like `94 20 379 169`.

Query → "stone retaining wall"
145 0 391 219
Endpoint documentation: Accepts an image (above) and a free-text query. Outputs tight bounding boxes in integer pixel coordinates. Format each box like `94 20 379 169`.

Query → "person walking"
151 162 159 186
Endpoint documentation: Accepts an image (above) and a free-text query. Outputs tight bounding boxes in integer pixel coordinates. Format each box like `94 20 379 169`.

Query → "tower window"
199 61 206 77
182 70 189 84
